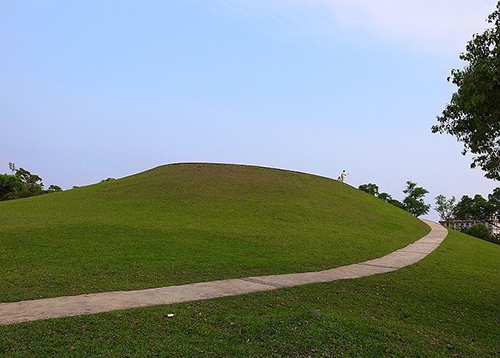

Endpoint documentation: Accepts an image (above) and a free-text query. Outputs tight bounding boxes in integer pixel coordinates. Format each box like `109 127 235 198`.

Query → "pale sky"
1 0 498 221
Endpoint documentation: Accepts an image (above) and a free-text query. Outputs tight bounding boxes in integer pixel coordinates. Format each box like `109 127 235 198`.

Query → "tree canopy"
358 183 379 196
432 2 500 180
0 168 61 201
434 195 456 224
453 193 497 221
357 181 425 213
435 190 499 244
403 181 430 217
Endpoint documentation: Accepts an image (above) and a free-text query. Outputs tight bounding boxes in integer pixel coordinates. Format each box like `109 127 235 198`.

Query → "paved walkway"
0 220 447 326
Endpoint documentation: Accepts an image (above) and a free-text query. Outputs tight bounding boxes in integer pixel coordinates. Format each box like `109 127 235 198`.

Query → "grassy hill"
1 228 498 357
0 163 428 302
1 163 498 356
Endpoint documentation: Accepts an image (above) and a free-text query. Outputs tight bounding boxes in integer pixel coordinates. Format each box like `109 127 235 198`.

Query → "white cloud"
208 0 496 54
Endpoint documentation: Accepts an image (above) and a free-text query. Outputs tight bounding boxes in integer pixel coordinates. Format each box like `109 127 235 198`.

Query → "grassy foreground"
0 163 427 302
1 231 498 357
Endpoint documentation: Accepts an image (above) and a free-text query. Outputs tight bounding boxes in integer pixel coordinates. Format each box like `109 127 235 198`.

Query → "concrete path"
0 220 447 326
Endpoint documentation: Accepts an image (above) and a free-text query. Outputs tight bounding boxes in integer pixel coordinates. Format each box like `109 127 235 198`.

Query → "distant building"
440 219 500 236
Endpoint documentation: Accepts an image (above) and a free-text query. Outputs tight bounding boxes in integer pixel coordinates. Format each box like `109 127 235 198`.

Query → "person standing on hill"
338 170 348 183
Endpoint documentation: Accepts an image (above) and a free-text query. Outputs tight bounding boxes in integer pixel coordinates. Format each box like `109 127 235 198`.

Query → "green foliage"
14 168 44 198
0 231 498 357
377 192 392 202
0 168 44 200
488 187 500 216
45 185 63 193
432 2 500 180
453 194 496 220
453 195 475 219
388 198 404 209
0 168 62 200
0 163 428 302
0 174 22 201
358 183 407 210
463 223 499 244
358 183 379 196
434 194 456 223
402 181 430 217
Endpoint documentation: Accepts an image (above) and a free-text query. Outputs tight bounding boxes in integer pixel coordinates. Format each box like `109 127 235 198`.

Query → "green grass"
1 230 498 357
0 163 428 302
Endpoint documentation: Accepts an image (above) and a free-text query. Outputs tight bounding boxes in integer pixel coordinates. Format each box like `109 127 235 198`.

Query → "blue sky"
0 0 497 220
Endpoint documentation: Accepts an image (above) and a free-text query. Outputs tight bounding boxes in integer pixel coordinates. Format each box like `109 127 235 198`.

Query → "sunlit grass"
0 163 428 302
1 231 498 357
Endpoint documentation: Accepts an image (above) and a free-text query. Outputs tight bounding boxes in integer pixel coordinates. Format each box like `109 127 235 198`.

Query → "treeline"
435 189 500 244
358 181 499 245
358 181 430 217
0 168 62 201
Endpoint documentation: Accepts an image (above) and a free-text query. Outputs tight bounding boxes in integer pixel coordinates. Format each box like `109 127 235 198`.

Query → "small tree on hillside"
388 198 405 210
0 174 23 200
358 183 379 196
435 195 456 224
45 185 63 193
403 181 430 217
377 192 392 202
15 168 44 198
0 167 62 201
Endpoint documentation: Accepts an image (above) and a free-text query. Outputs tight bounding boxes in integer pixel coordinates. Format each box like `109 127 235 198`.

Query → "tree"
14 168 44 198
488 187 500 218
378 192 392 202
453 194 495 220
462 223 499 244
434 195 456 224
0 174 22 200
388 198 405 210
0 167 61 201
472 194 495 220
453 195 475 219
45 185 63 193
432 2 500 180
358 183 379 196
402 181 430 217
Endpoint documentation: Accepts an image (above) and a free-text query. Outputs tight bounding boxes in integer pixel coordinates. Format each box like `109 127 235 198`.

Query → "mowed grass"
0 163 428 302
1 231 498 357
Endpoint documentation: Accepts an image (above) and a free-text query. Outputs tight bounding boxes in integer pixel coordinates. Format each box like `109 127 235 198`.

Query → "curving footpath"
0 220 447 326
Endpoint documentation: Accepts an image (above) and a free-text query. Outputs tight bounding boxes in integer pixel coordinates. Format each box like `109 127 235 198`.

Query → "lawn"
1 230 498 357
0 163 428 302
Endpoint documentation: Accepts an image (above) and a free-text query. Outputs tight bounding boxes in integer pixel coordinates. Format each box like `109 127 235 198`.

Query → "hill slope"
2 231 498 357
0 163 428 302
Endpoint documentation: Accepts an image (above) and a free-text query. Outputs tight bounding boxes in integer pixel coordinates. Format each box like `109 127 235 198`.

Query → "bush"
462 224 500 245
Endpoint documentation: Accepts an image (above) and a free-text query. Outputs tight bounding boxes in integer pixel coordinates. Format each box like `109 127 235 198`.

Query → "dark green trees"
432 2 500 180
488 187 500 214
358 183 379 196
46 185 63 193
457 192 500 244
0 168 61 201
358 181 427 214
453 193 497 221
402 181 430 217
0 174 23 201
463 224 498 244
14 168 44 198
